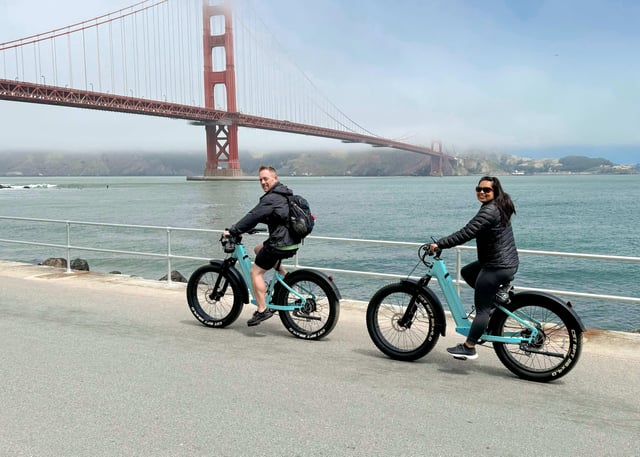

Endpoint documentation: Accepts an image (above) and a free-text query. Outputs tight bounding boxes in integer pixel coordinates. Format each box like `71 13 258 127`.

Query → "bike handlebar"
220 226 268 253
419 241 441 264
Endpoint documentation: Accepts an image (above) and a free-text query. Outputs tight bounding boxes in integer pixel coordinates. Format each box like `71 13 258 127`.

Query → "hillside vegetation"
0 149 637 177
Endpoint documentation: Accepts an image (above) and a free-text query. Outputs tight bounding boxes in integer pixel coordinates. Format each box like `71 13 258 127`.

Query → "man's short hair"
259 165 277 174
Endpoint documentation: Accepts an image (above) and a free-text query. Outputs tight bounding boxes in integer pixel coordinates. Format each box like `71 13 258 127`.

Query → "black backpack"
285 194 314 241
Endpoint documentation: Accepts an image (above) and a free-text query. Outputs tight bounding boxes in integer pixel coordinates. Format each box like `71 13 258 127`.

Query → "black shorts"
254 243 298 270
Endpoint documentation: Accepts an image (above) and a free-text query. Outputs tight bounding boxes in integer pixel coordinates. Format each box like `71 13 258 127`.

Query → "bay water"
1 173 639 331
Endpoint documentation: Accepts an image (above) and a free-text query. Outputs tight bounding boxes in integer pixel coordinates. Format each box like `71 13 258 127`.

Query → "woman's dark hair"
479 176 516 223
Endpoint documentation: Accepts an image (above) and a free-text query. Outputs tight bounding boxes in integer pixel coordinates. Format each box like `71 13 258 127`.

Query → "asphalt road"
1 261 639 457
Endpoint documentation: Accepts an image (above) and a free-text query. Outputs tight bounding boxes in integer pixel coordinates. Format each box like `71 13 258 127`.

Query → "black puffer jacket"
229 182 298 248
436 201 519 268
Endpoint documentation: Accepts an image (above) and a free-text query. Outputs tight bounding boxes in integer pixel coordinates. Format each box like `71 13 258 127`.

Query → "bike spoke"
498 304 575 375
277 273 340 340
366 284 440 360
187 264 243 327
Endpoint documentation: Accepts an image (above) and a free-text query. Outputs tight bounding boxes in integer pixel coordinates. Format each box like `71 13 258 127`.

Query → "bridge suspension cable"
0 0 203 106
232 0 379 138
0 0 446 172
0 0 401 140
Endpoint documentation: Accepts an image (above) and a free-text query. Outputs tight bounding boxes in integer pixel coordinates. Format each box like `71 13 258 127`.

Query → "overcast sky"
1 0 639 162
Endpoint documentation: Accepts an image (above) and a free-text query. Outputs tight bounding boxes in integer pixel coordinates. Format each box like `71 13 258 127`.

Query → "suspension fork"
398 275 432 328
210 257 237 300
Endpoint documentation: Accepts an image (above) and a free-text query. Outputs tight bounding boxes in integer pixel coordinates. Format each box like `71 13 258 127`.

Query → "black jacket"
229 182 298 248
436 201 519 268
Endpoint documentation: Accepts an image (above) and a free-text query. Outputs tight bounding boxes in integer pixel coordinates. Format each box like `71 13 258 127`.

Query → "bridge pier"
203 123 243 177
430 141 443 176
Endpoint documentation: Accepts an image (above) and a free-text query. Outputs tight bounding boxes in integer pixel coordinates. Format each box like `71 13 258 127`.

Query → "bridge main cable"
0 1 168 51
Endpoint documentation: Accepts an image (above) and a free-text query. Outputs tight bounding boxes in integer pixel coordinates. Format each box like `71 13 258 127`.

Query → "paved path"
1 261 639 457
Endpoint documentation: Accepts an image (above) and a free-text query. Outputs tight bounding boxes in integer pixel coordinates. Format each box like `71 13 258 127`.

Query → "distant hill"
0 151 205 177
0 149 637 177
510 145 639 165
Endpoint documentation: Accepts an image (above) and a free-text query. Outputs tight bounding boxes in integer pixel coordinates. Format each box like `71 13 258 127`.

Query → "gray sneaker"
247 309 275 326
447 343 478 360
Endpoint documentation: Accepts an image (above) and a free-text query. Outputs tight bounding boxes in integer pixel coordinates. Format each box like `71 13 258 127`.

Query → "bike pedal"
495 285 514 305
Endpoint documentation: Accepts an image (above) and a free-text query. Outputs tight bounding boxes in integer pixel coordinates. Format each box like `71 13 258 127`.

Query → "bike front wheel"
491 298 583 382
366 282 441 361
276 270 340 340
186 263 244 328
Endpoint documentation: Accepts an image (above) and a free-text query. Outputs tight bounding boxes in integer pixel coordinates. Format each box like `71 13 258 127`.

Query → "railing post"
0 216 638 308
455 248 462 295
166 228 172 286
66 222 72 273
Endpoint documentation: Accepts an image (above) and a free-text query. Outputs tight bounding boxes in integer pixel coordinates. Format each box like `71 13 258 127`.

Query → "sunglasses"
475 186 494 193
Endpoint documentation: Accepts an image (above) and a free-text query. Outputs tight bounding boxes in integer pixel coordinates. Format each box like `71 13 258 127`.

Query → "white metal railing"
1 215 639 306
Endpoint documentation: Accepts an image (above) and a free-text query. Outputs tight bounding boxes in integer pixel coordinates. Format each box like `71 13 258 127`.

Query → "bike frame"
226 240 307 312
425 255 540 345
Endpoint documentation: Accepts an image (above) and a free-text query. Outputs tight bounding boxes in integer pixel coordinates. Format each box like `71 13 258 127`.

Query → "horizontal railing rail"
1 215 639 306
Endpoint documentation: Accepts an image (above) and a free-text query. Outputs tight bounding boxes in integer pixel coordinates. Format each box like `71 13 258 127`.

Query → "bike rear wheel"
366 283 440 361
276 270 340 340
186 264 244 328
491 298 582 382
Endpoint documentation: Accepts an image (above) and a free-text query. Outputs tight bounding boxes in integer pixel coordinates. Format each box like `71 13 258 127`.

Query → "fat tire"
276 271 340 340
491 298 583 382
186 264 244 328
366 282 440 361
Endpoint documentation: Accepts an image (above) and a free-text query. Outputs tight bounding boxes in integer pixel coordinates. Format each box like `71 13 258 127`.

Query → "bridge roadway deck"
1 261 638 457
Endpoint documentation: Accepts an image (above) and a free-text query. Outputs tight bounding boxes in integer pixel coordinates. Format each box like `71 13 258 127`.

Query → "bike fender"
208 259 250 304
274 268 342 301
399 279 447 336
508 291 586 332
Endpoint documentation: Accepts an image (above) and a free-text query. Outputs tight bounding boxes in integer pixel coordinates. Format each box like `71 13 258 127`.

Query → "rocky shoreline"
40 257 188 283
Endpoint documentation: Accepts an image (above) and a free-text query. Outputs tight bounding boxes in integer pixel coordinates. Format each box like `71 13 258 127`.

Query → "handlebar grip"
221 231 239 253
222 237 236 253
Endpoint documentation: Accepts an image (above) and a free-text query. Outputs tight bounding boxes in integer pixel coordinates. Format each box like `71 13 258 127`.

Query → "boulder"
40 257 90 271
159 270 187 283
70 258 90 271
41 258 66 268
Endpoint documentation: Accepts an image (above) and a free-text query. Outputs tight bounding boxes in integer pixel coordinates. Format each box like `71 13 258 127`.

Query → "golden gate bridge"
0 0 454 177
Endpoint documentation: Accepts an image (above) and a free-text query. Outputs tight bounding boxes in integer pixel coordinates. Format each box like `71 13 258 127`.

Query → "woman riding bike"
429 176 518 360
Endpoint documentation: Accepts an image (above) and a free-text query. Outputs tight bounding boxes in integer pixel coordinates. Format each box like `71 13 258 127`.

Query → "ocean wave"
0 183 57 189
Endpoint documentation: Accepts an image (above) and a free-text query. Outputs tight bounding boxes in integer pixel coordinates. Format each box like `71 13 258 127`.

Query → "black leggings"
461 261 517 344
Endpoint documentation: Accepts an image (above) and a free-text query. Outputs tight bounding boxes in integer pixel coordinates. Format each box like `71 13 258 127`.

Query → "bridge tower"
430 141 443 176
202 0 242 177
